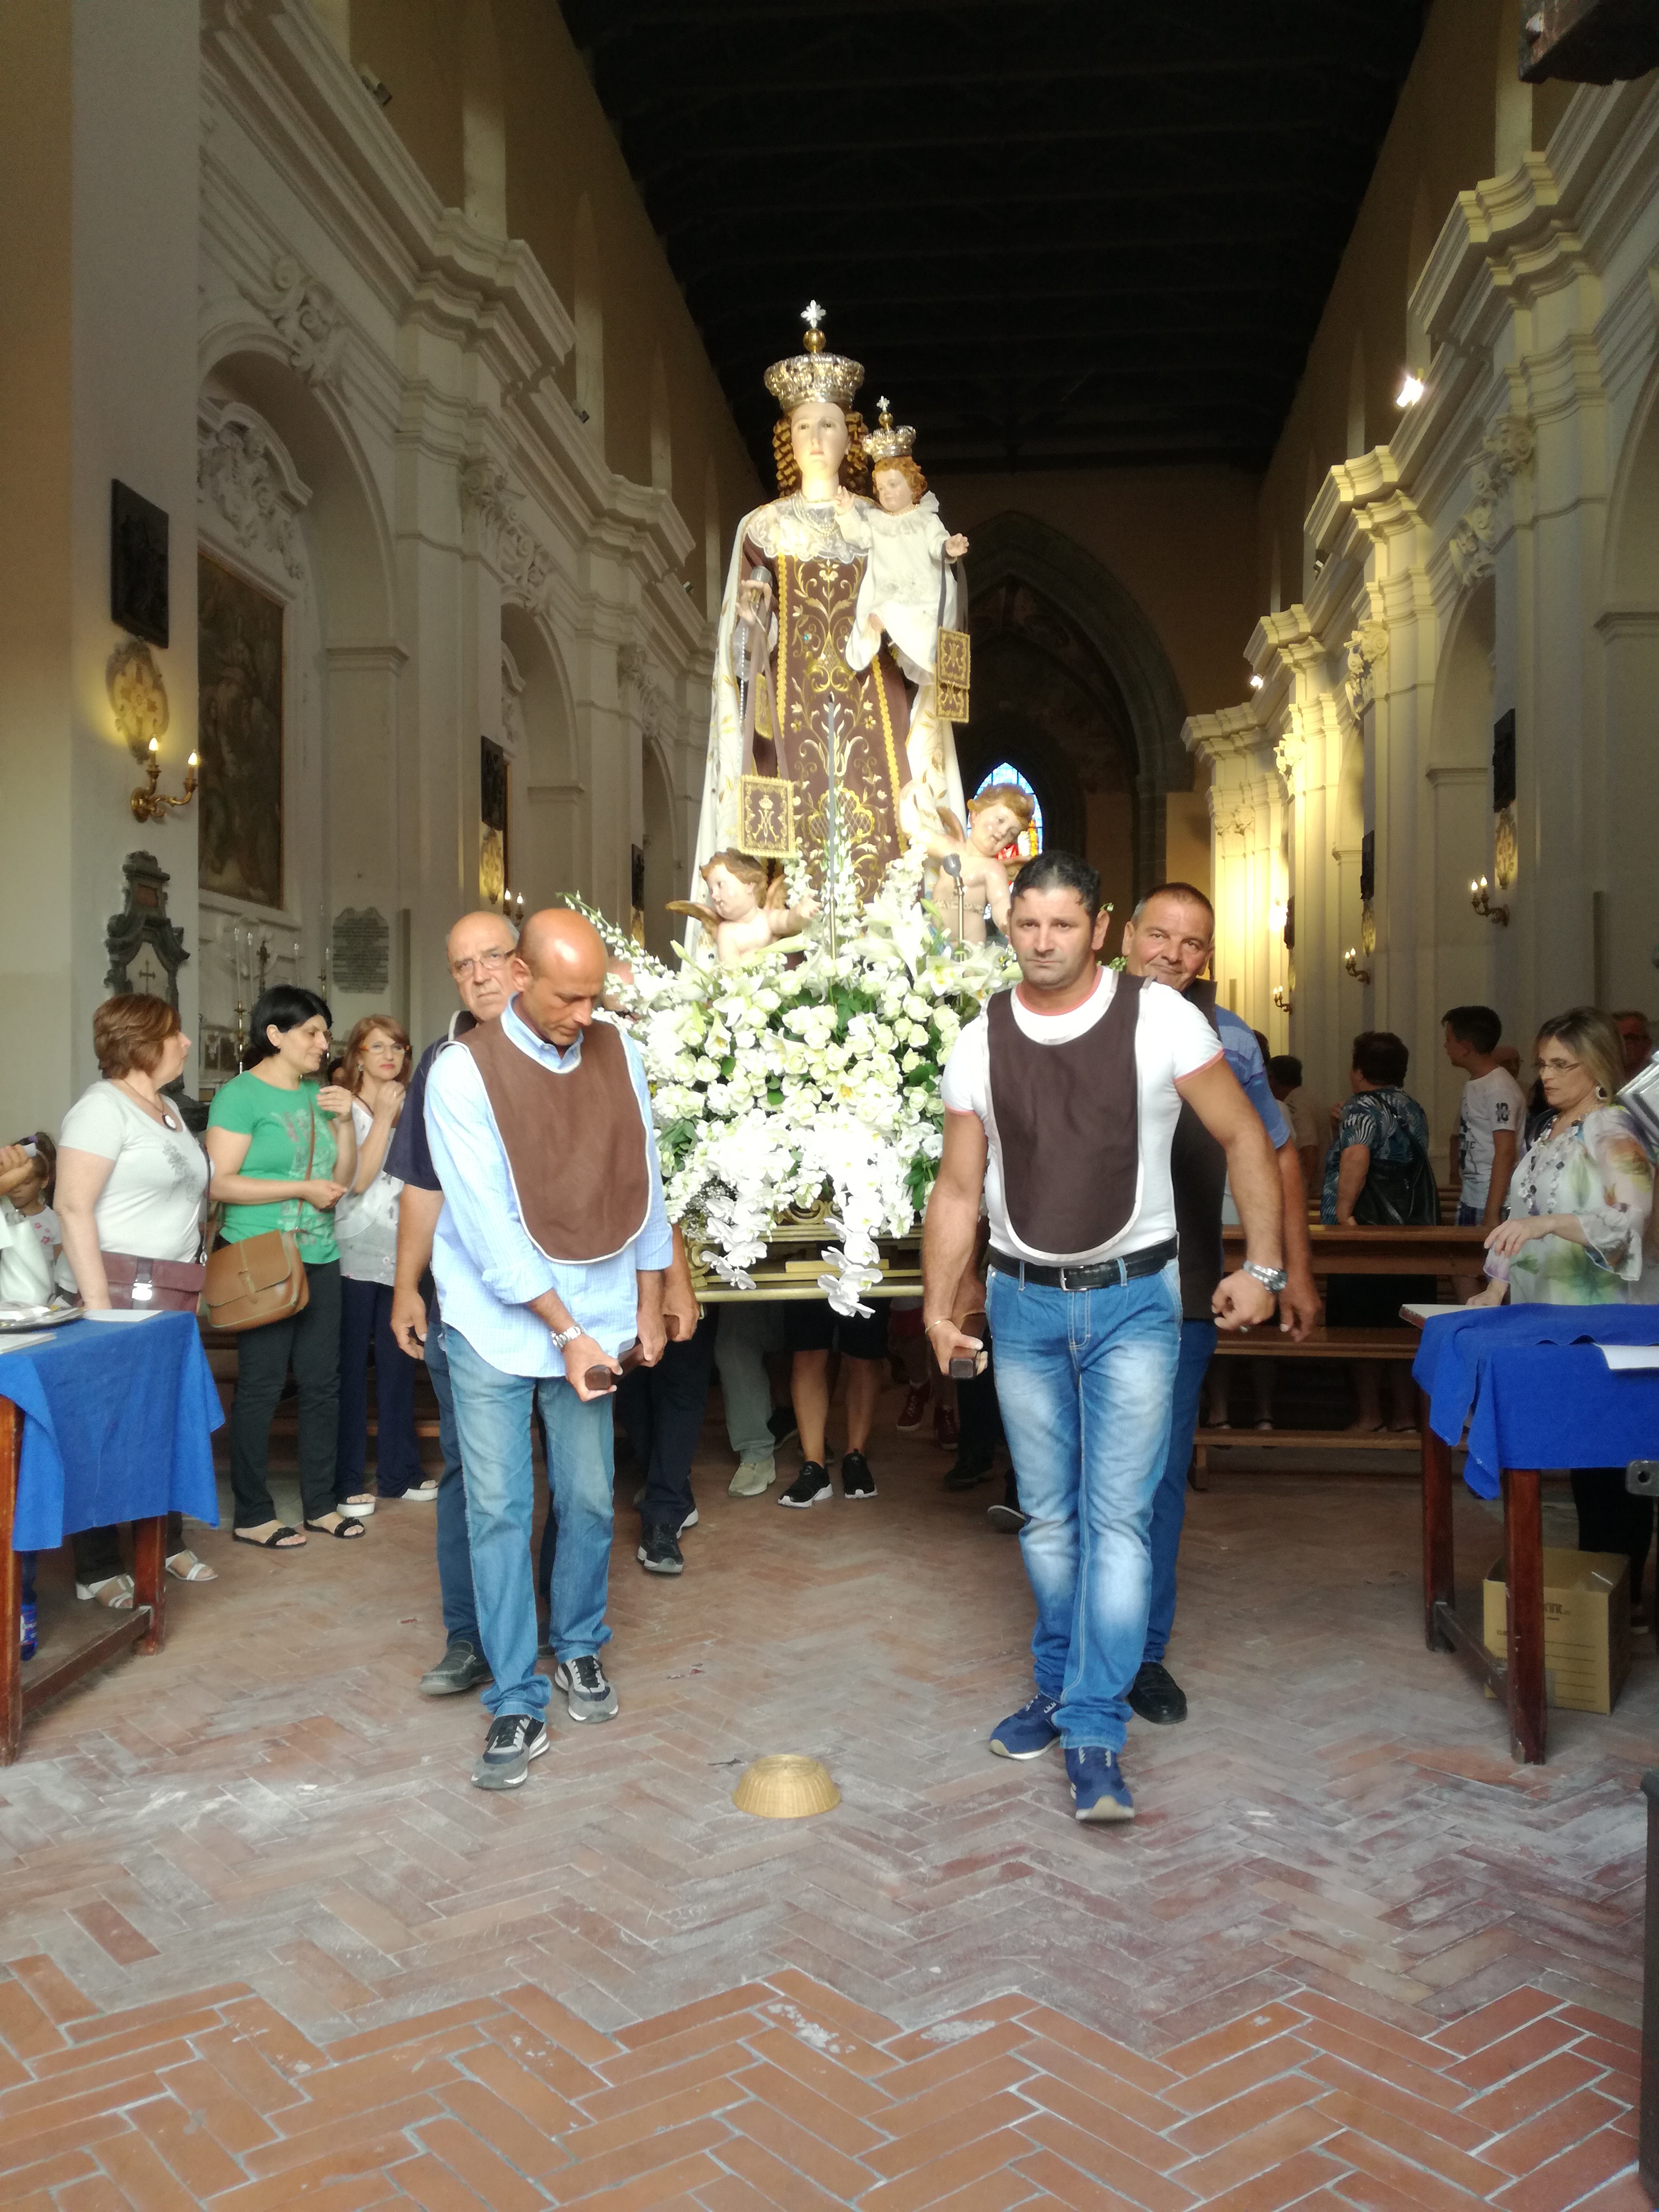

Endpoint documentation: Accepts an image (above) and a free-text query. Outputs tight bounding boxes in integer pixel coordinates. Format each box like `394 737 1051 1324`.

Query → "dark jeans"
1571 1467 1655 1610
958 1360 1004 1465
229 1258 341 1528
420 1305 481 1648
72 1514 184 1581
338 1277 423 1499
619 1315 718 1530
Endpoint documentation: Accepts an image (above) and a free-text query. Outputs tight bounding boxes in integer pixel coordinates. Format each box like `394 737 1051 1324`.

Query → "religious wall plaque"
331 906 389 993
105 850 188 1011
111 481 169 648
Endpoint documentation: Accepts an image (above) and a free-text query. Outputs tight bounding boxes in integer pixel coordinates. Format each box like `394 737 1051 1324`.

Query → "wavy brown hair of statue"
772 410 870 499
873 456 928 505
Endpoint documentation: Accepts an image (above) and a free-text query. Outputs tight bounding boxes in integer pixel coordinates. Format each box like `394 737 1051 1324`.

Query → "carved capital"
1448 414 1533 592
462 460 553 610
1343 618 1389 718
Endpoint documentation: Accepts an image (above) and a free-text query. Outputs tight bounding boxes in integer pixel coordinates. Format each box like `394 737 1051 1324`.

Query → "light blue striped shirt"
424 999 672 1379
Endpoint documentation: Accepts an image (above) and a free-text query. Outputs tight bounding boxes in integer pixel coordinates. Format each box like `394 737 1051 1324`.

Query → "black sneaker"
552 1654 618 1723
633 1487 697 1536
1127 1661 1188 1726
637 1524 684 1576
471 1713 548 1790
418 1639 493 1697
986 1500 1028 1534
943 1453 994 1492
768 1405 799 1448
841 1451 876 1499
779 1462 832 1508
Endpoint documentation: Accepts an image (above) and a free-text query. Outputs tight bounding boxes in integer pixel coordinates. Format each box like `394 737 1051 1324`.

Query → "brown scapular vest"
1168 979 1226 1319
985 973 1144 1259
460 1013 651 1264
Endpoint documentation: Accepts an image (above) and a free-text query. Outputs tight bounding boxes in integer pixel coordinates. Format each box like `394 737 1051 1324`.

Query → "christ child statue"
834 409 968 685
923 785 1035 943
671 849 817 967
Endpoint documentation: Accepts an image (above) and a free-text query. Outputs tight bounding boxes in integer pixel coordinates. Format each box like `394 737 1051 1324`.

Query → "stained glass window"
973 763 1043 860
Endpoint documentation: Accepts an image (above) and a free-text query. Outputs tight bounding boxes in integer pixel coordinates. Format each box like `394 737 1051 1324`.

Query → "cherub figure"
669 849 818 967
923 785 1035 943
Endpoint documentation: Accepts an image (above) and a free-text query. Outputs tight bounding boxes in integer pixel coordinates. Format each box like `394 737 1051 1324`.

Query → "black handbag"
1351 1094 1440 1227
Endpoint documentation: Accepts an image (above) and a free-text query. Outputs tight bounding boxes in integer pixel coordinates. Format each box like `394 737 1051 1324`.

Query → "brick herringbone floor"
2 1397 1654 2205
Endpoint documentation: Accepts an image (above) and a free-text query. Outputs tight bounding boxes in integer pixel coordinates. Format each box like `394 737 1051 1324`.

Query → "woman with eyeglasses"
1470 1007 1655 1620
205 986 359 1549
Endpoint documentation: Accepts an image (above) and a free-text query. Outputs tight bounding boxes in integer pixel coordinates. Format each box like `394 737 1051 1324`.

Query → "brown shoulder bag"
202 1095 314 1332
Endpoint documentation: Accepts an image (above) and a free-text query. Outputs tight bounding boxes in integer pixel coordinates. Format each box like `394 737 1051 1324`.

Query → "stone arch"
960 512 1189 910
573 194 604 446
501 604 581 900
1426 576 1498 1133
640 736 676 962
461 0 507 238
196 338 400 1038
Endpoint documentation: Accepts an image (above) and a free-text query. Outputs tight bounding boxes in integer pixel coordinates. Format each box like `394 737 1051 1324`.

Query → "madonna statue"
693 306 950 912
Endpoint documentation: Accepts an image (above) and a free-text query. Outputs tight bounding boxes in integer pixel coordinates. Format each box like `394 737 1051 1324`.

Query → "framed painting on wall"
198 554 284 909
480 734 508 906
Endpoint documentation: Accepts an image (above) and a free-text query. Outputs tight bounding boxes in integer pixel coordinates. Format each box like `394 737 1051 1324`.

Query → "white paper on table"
1597 1345 1659 1370
1400 1303 1467 1323
0 1331 55 1354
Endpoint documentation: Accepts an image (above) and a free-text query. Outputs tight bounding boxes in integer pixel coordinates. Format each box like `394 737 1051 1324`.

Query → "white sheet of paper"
1597 1345 1659 1371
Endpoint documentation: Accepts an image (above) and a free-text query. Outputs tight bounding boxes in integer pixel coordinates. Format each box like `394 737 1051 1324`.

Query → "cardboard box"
1483 1549 1631 1714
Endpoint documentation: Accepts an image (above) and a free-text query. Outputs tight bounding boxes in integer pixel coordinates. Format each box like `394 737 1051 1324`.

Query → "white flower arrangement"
572 844 1015 1314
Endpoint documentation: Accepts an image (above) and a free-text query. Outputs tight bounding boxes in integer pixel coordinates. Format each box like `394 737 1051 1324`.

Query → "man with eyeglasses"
388 911 518 1698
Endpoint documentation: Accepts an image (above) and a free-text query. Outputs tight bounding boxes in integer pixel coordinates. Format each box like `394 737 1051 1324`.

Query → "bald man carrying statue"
423 909 672 1791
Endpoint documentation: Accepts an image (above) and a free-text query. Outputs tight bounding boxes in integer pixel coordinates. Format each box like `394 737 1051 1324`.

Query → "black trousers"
1571 1467 1654 1610
229 1259 341 1528
619 1314 718 1529
72 1514 185 1581
337 1277 423 1499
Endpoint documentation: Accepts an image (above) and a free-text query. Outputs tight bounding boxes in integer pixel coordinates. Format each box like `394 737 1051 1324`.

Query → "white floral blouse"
1504 1104 1653 1305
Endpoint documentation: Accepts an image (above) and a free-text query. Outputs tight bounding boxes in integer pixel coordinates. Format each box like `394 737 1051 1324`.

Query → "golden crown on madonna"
863 397 916 465
763 299 864 413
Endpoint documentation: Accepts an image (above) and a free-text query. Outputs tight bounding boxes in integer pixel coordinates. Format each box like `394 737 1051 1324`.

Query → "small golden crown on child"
763 299 864 413
863 397 916 465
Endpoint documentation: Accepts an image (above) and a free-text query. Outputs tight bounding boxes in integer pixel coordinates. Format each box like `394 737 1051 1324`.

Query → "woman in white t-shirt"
332 1017 432 1509
56 994 215 1589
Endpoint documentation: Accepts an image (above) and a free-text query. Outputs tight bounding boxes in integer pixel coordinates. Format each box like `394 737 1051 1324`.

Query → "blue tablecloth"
1413 1305 1659 1498
1 1312 223 1549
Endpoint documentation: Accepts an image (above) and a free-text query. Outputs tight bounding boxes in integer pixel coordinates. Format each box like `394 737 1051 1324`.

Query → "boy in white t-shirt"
1443 1004 1526 1297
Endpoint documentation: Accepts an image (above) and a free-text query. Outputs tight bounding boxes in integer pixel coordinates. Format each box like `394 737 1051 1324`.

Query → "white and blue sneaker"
552 1654 619 1723
988 1692 1060 1760
1067 1746 1134 1823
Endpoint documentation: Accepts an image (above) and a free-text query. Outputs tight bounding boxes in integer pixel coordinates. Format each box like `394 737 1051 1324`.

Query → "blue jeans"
445 1328 615 1719
420 1306 480 1649
1144 1319 1217 1666
989 1261 1181 1753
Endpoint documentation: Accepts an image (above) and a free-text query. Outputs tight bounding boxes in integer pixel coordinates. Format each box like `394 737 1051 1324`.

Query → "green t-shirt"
207 1070 340 1263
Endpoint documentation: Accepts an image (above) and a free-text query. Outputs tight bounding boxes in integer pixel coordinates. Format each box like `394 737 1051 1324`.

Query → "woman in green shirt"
206 986 361 1548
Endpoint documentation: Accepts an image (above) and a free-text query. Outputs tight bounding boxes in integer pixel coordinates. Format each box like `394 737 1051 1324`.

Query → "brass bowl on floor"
732 1754 840 1820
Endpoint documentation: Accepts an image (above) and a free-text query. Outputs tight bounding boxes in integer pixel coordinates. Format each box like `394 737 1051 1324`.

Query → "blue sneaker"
1067 1746 1134 1823
988 1692 1060 1760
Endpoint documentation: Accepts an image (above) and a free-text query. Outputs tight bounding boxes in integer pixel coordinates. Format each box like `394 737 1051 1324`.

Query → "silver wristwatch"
1242 1261 1288 1294
550 1323 584 1350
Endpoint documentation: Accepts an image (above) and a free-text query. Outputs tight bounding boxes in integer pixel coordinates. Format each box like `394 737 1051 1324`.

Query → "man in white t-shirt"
1443 1005 1526 1297
923 852 1285 1824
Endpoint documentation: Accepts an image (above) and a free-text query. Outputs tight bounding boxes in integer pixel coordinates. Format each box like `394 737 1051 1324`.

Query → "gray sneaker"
728 1456 775 1496
471 1713 548 1790
418 1639 493 1697
552 1653 619 1723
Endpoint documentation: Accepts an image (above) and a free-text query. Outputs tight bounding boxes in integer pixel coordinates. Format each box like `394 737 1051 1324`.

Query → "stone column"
0 0 200 1129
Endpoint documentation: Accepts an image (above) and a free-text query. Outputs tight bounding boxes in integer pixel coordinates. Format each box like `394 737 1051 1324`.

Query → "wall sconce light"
501 887 525 923
1271 984 1293 1013
1249 673 1264 691
1470 875 1509 926
1344 946 1372 984
1396 372 1425 407
130 735 198 823
1267 901 1287 937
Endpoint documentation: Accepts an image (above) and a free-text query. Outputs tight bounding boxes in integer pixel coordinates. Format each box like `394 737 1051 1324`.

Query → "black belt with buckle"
987 1238 1178 1293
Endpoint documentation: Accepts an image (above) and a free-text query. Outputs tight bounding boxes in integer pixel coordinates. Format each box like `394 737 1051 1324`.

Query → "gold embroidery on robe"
774 554 903 903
